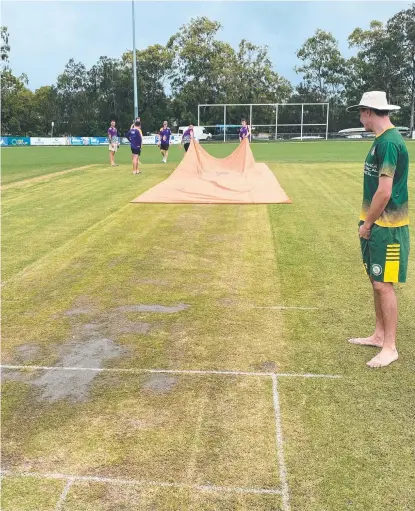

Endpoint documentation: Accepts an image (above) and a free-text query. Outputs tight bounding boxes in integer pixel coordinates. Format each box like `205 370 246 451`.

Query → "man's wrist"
363 221 373 230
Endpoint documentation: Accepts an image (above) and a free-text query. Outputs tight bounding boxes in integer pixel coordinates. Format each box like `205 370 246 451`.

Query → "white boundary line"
55 478 74 511
0 471 282 496
1 364 342 509
1 365 343 379
253 306 319 310
271 374 291 511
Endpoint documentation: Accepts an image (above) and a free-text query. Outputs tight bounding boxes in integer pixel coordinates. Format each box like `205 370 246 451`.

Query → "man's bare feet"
366 348 398 368
347 336 383 347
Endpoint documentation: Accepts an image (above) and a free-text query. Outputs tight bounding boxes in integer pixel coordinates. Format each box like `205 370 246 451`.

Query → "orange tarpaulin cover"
131 138 292 204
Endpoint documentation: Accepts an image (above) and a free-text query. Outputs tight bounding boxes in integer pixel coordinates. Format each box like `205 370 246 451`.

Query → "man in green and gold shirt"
346 91 410 368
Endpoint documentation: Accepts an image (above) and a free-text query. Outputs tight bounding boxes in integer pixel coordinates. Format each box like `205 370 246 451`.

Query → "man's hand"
359 223 372 239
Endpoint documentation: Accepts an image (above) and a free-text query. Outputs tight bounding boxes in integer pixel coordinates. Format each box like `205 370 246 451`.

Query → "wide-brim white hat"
347 91 400 112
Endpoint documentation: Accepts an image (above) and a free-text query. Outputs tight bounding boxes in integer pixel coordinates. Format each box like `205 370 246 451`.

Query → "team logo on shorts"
371 264 383 276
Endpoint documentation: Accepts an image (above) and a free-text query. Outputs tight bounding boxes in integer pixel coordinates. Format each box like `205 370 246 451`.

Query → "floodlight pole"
132 0 139 119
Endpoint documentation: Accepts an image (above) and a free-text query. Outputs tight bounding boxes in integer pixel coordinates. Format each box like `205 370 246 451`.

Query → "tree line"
1 4 414 137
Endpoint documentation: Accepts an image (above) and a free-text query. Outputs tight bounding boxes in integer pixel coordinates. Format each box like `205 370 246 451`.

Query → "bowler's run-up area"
1 141 415 511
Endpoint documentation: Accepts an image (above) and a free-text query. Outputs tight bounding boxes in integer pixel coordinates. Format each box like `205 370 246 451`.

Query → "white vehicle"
338 126 410 138
178 126 212 141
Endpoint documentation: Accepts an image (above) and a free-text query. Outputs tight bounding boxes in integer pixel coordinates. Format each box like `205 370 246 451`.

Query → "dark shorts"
160 143 169 151
359 221 410 283
184 143 190 152
131 147 141 155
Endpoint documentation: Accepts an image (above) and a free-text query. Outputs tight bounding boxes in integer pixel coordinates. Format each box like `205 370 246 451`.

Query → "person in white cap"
346 91 409 368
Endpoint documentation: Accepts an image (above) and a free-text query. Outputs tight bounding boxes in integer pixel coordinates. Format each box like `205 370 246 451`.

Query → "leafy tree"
387 4 415 131
1 26 10 67
295 29 347 100
122 44 173 132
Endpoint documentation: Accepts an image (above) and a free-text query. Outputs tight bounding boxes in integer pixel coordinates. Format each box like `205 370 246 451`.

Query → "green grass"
1 141 415 511
1 139 385 185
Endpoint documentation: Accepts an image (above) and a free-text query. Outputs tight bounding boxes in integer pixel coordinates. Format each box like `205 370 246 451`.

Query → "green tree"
1 26 10 67
167 17 237 125
122 44 174 133
1 70 40 135
295 29 347 100
347 21 404 109
235 39 292 104
294 30 347 132
168 17 292 127
32 86 59 136
387 4 415 131
56 59 89 135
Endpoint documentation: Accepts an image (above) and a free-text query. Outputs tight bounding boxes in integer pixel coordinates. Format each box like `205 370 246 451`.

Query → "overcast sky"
2 1 411 91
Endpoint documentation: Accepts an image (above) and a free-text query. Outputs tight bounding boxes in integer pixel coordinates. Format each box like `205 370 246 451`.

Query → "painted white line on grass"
1 365 343 379
271 374 291 511
253 306 319 310
1 365 271 378
55 478 74 511
277 373 342 379
1 471 282 496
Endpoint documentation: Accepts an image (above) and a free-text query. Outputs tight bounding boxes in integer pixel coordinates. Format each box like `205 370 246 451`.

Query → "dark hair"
371 109 390 117
134 121 141 127
241 118 246 122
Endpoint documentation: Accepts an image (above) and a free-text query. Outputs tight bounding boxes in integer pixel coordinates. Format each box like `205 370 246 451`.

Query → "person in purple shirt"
158 120 172 163
239 118 251 143
108 120 120 167
125 121 143 174
181 124 194 152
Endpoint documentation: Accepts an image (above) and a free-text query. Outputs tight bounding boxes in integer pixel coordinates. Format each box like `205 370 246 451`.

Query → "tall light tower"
132 0 138 119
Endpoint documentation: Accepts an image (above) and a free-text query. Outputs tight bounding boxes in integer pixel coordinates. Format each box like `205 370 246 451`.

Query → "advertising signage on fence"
142 135 156 145
7 137 31 146
122 135 157 145
3 134 183 147
71 137 90 146
90 137 108 146
30 137 69 146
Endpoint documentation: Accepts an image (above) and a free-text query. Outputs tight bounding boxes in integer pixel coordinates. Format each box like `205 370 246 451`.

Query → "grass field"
2 141 415 511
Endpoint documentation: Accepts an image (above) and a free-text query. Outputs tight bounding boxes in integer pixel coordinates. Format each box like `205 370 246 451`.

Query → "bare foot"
366 348 398 368
347 336 383 347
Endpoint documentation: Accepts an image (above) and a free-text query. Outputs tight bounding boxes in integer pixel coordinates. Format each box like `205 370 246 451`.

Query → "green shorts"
359 222 410 283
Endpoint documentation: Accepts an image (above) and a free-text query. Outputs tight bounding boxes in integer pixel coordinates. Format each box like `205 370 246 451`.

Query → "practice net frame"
197 102 329 142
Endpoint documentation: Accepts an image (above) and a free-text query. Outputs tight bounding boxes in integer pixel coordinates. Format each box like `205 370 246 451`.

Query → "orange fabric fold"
131 139 292 204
